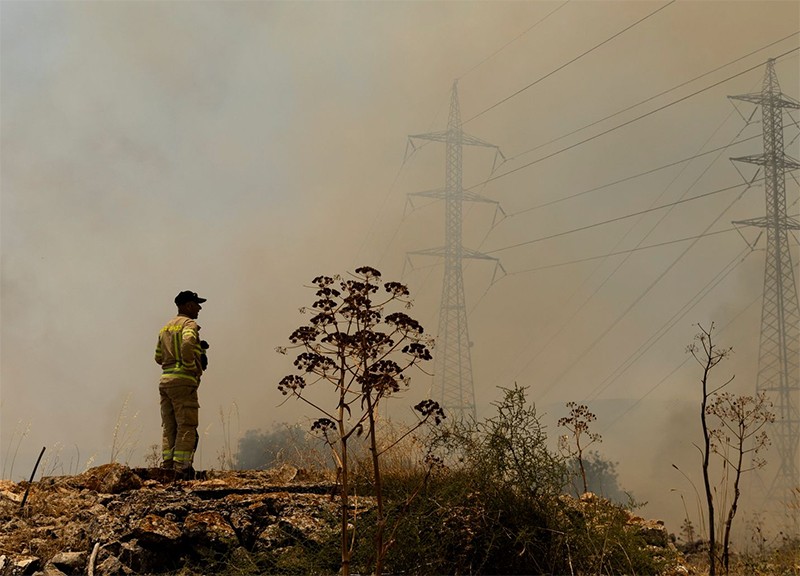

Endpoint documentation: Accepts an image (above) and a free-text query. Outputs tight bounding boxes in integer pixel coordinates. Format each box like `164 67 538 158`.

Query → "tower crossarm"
409 131 502 150
408 246 500 261
732 216 800 230
729 93 800 110
409 187 500 205
728 93 800 110
461 247 500 261
409 187 448 200
408 246 447 258
732 153 800 171
462 191 501 205
729 58 800 110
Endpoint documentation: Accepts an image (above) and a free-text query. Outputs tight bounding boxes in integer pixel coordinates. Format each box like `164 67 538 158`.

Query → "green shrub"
345 385 556 573
346 384 676 575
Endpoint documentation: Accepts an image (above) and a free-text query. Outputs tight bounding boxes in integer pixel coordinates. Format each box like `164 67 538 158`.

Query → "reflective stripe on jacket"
155 315 203 384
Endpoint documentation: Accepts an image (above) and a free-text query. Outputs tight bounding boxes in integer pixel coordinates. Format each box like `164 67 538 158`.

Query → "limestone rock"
133 514 181 544
33 566 67 576
73 464 142 495
48 551 85 572
12 555 39 574
94 555 131 576
183 511 237 547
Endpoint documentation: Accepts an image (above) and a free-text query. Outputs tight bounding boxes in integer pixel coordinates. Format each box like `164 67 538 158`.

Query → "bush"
333 384 560 574
346 384 675 575
553 493 672 575
232 387 677 574
235 424 332 471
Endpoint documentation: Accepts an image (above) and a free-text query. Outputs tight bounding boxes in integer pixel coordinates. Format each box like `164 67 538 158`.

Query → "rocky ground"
0 463 343 575
0 463 691 576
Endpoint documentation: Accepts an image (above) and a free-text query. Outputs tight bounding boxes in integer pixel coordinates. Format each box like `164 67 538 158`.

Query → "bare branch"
275 266 442 576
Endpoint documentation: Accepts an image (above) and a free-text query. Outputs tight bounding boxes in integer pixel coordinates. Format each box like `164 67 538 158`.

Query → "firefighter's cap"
175 291 207 305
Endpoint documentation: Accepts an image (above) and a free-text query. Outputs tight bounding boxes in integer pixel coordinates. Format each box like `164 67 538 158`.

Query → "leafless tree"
686 322 733 576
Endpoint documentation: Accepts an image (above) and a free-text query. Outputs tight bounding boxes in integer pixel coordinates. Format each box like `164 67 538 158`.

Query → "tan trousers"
160 382 199 470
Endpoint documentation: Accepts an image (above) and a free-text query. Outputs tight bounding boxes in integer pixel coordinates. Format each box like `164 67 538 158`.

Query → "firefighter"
155 290 207 480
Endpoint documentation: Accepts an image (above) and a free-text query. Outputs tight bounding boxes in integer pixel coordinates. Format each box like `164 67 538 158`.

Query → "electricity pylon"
730 59 800 523
406 80 504 421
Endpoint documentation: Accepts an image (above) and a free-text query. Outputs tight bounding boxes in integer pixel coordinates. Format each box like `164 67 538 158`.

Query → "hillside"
0 463 686 575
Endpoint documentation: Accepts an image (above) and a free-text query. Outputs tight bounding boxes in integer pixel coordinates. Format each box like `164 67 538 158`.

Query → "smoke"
2 0 798 540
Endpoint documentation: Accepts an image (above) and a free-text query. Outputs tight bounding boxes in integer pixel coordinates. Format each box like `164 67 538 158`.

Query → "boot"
176 466 195 481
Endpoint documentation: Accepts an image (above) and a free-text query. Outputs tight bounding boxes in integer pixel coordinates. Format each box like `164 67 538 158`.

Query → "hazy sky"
2 0 798 535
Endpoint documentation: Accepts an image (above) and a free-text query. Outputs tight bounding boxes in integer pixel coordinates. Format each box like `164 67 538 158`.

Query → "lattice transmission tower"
406 81 504 421
730 59 800 520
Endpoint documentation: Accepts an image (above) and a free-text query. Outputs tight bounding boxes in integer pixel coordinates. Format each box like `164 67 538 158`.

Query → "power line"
505 227 737 275
474 96 761 382
598 260 797 436
398 2 572 166
372 35 797 288
476 119 756 325
367 33 798 279
496 103 760 396
464 0 676 124
486 180 756 255
502 131 768 219
487 92 763 393
353 158 410 270
496 63 796 404
371 4 573 272
539 241 752 408
458 1 571 81
530 169 761 402
585 246 754 403
465 47 800 192
397 28 799 416
504 31 799 163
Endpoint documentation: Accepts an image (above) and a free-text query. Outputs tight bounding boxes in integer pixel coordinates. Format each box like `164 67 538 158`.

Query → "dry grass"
1 420 31 480
347 419 431 489
683 544 800 576
109 393 141 465
0 480 95 561
217 403 240 471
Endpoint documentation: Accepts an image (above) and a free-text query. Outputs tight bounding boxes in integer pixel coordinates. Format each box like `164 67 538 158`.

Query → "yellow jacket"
155 315 204 385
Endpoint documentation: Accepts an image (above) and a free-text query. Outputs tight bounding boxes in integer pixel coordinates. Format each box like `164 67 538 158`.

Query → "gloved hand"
200 340 209 370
